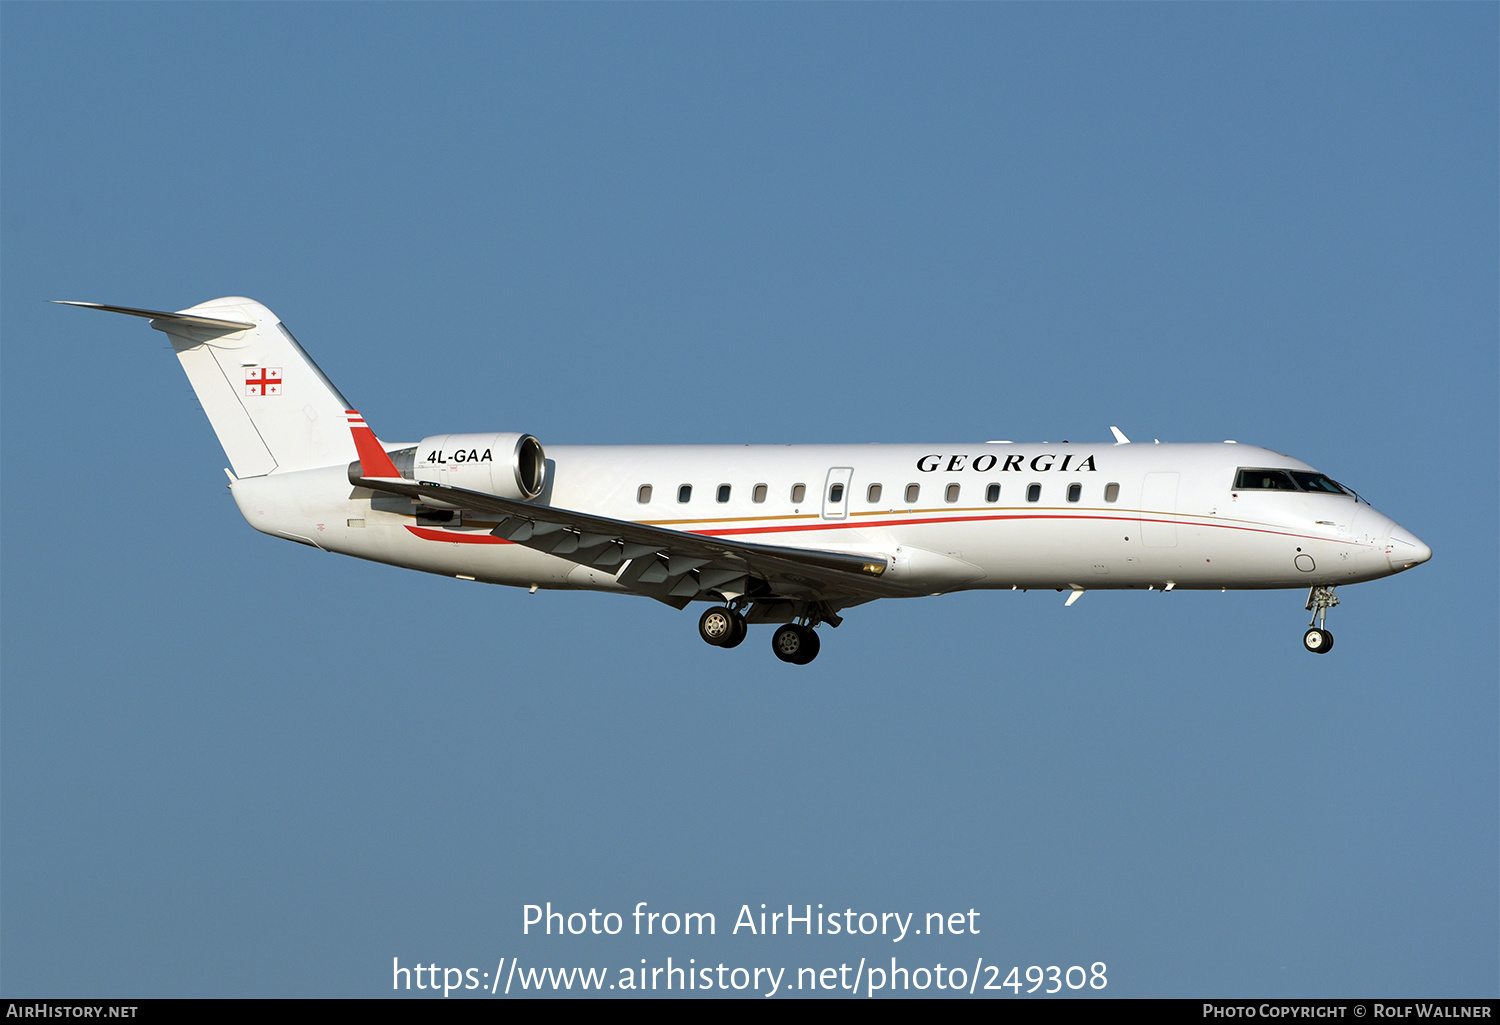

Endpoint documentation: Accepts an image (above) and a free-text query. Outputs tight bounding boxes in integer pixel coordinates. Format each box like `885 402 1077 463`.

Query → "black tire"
720 613 748 649
1302 627 1334 654
771 624 805 663
699 607 735 646
793 626 821 664
772 624 820 664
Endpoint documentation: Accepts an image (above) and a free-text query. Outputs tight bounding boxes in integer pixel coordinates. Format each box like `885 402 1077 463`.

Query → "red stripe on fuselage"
406 525 514 544
693 512 1355 547
401 512 1367 550
345 409 402 478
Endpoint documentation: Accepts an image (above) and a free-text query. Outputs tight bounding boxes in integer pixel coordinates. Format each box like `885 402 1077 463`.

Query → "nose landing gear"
1302 586 1339 654
1302 627 1334 654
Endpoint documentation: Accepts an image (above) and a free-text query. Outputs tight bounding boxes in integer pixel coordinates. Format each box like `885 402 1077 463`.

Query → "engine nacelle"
413 432 546 500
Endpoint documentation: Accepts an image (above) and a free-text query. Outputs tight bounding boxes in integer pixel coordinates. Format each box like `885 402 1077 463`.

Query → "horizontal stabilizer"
59 297 357 477
52 301 254 331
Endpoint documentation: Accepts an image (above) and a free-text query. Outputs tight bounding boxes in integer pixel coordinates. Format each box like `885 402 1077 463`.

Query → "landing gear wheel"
699 607 736 647
771 624 820 664
771 625 801 662
719 612 748 649
1303 586 1339 655
1303 627 1334 654
795 627 820 664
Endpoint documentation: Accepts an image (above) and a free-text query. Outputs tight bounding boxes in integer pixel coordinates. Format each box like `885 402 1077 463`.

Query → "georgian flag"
245 367 282 396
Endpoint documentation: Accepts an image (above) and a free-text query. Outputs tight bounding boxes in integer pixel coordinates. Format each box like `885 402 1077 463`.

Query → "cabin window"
1027 483 1042 503
637 484 652 504
791 483 806 504
1104 482 1119 503
945 483 960 503
1067 483 1082 503
678 484 692 503
985 483 1001 503
717 484 731 503
1233 468 1298 491
867 483 882 503
752 483 768 503
829 483 844 503
904 483 920 504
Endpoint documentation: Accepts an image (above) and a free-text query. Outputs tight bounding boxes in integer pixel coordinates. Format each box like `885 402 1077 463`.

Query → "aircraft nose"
1387 525 1432 571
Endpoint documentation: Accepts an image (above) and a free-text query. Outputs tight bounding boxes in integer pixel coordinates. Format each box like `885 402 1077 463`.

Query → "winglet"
345 410 402 478
1109 426 1130 445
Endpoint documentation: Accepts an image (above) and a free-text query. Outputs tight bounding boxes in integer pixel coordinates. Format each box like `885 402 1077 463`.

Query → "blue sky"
3 3 1495 998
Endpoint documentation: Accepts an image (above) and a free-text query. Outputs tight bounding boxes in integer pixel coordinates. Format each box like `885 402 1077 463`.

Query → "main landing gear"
770 624 820 665
696 605 824 664
698 605 747 649
1302 585 1339 654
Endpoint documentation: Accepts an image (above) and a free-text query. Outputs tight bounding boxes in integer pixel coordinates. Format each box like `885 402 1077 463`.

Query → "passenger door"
822 467 853 521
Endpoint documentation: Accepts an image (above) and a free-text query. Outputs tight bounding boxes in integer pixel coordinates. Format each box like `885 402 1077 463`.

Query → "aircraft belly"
389 529 584 585
230 471 578 587
1137 524 1387 589
889 509 1397 591
886 544 986 590
928 514 1131 589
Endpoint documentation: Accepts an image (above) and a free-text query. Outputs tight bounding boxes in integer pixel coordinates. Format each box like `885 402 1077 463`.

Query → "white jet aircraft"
59 297 1431 664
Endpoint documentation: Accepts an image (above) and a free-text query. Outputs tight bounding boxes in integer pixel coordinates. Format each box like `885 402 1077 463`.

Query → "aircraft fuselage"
230 440 1426 595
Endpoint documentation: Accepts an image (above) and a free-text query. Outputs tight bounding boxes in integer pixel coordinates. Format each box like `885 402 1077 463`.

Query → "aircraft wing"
350 472 897 608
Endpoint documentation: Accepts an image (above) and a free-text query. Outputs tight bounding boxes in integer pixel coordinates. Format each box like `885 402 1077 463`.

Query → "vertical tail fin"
58 297 359 477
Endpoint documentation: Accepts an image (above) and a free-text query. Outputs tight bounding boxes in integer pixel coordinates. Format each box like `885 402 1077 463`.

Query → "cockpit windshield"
1288 471 1349 495
1233 467 1351 496
1234 468 1298 491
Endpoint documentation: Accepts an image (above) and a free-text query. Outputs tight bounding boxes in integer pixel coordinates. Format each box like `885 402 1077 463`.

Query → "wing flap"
350 472 895 600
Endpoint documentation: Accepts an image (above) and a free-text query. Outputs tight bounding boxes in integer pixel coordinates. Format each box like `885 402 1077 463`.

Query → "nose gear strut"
1303 586 1339 654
